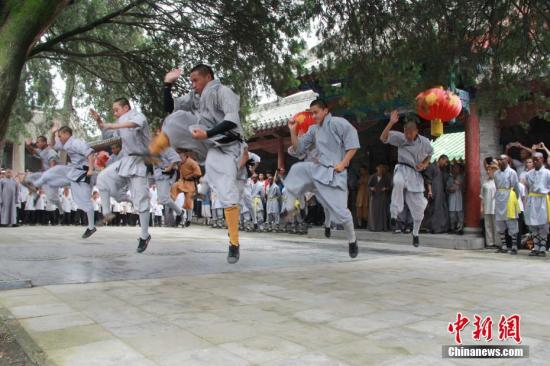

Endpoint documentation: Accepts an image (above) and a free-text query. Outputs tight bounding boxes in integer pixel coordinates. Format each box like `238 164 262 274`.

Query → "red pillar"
277 136 285 171
465 104 481 229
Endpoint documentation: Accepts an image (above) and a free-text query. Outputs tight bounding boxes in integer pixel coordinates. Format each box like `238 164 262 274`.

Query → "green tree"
311 0 549 116
0 0 307 140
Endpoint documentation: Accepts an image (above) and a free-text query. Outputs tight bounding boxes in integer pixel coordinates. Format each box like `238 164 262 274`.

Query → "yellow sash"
528 192 550 222
498 188 520 219
294 199 301 210
253 196 262 209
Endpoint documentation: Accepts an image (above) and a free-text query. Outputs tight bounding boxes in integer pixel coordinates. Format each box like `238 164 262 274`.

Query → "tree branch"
28 0 147 58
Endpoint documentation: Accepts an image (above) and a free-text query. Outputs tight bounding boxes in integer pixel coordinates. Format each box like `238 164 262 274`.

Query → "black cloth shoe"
528 250 538 256
174 214 182 227
137 235 151 253
496 248 508 253
82 227 97 239
324 227 331 238
227 244 240 264
510 248 518 255
348 241 358 258
412 235 420 247
185 221 191 227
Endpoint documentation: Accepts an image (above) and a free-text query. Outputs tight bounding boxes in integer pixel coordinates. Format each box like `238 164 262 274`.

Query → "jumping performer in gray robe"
283 100 360 258
381 111 432 247
32 127 97 238
92 99 152 252
154 64 246 263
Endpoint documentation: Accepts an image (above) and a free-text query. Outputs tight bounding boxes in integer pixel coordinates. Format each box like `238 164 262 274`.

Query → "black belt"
76 165 91 184
396 162 428 179
128 153 154 175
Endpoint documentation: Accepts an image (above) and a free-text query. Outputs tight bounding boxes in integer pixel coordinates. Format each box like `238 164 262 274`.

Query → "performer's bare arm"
163 162 176 173
334 149 358 173
49 129 57 149
24 140 37 156
416 155 432 171
284 117 299 151
380 110 399 143
103 121 140 130
89 108 138 130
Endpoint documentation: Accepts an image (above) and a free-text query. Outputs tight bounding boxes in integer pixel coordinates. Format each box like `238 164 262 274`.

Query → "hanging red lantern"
292 111 315 135
416 87 462 137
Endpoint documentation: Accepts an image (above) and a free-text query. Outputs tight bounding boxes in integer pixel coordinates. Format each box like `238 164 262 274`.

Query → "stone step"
307 228 485 250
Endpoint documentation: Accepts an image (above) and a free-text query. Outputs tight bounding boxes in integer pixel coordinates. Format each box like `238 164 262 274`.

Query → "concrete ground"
0 226 548 365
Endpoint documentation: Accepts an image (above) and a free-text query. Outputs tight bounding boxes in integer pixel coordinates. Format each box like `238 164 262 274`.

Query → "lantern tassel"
431 119 443 137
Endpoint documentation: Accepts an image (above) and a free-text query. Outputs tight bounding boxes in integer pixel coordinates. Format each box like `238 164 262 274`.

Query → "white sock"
139 212 150 240
87 210 95 230
343 220 356 243
413 219 422 236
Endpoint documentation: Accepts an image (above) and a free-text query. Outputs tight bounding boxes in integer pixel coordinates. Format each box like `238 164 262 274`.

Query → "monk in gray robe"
422 155 450 233
381 111 433 247
152 64 246 263
494 155 521 255
283 99 360 258
367 164 391 232
91 98 152 253
0 170 19 226
525 152 550 256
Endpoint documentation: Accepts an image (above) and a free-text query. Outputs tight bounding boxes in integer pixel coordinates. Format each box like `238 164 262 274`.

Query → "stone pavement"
0 226 549 365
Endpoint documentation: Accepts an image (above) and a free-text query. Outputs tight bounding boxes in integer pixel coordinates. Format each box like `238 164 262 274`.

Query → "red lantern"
95 151 110 169
292 111 315 135
416 87 462 136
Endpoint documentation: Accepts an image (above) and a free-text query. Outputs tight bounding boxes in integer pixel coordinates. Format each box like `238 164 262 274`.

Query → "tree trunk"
0 0 70 140
62 72 76 124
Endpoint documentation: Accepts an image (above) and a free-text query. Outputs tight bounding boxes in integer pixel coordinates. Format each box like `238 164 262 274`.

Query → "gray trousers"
483 214 499 247
31 168 93 213
97 163 150 214
529 224 549 252
496 219 519 236
284 162 352 224
162 110 246 208
156 178 181 215
449 211 464 230
390 170 427 221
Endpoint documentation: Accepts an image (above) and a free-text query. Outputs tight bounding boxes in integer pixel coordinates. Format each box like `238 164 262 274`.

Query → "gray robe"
283 113 360 224
494 167 520 221
524 167 550 226
266 183 281 214
367 174 391 231
0 178 19 225
447 174 464 212
422 162 449 233
36 147 60 171
162 79 246 208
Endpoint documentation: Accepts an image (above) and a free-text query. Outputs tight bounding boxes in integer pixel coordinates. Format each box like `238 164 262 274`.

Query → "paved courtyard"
0 226 548 365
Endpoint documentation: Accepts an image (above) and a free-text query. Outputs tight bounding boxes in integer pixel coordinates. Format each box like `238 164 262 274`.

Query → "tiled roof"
249 90 319 131
431 132 465 161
